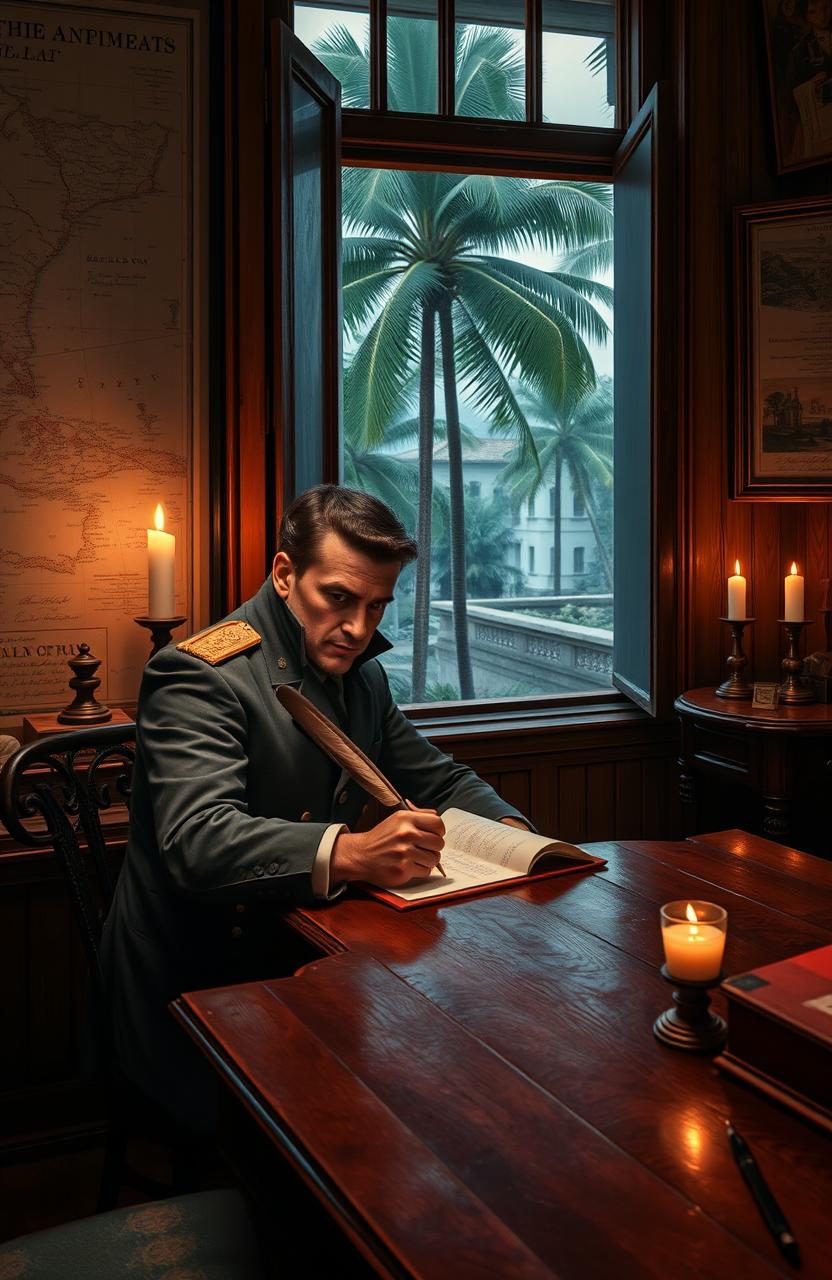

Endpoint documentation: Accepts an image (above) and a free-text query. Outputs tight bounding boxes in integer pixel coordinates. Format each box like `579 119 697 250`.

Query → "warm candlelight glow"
727 562 747 620
147 503 175 618
660 900 727 981
735 560 741 576
784 561 804 622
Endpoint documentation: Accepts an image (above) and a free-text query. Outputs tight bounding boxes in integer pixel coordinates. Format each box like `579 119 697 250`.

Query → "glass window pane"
292 80 324 492
388 0 438 114
455 0 524 120
542 0 615 127
294 2 370 108
341 167 614 706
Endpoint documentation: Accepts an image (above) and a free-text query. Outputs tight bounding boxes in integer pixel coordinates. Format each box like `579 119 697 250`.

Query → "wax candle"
727 561 746 620
660 901 726 982
784 562 804 622
147 503 175 618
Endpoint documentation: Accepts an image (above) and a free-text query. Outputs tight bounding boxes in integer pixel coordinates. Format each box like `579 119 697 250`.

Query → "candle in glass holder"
727 561 746 619
147 503 175 619
660 901 727 981
784 562 804 622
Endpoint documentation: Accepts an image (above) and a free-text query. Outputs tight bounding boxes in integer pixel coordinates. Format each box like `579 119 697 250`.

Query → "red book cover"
362 855 607 911
722 944 832 1046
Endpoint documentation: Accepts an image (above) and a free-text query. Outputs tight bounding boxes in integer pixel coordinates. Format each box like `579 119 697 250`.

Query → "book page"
441 808 586 873
381 845 526 902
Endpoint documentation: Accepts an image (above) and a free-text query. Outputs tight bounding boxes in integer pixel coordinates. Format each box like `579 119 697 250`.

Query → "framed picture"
762 0 832 174
732 196 832 500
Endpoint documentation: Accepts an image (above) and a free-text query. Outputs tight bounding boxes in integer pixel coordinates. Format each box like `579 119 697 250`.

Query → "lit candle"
784 561 804 622
727 560 746 620
661 901 726 982
147 503 175 618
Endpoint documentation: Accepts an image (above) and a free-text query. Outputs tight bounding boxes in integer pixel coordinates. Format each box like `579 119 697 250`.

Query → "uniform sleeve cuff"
311 823 348 899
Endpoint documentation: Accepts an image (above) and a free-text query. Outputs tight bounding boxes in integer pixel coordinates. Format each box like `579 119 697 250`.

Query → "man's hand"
331 808 445 888
500 816 530 830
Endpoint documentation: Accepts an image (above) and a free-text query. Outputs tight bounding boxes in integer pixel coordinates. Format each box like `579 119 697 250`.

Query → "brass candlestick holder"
134 615 187 658
653 965 727 1053
715 618 754 700
778 619 816 705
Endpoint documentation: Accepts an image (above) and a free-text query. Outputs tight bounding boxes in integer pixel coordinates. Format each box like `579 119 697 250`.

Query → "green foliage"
432 492 525 599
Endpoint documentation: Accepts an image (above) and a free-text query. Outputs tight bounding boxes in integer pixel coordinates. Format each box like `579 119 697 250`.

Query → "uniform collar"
243 577 392 688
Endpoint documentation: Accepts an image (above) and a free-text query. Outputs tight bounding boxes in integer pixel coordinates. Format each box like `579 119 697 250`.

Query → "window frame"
279 0 677 727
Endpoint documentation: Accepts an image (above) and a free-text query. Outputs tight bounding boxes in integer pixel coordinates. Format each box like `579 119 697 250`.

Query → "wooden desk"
172 831 832 1280
675 687 832 853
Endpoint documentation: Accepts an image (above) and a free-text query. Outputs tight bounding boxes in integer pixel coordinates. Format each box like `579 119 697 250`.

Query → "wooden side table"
675 688 832 855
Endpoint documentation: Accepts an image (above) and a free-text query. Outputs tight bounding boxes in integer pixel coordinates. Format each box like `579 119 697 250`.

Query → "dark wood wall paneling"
685 1 832 692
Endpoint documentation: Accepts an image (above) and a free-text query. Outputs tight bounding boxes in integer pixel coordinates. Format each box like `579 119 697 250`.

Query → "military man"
102 485 530 1134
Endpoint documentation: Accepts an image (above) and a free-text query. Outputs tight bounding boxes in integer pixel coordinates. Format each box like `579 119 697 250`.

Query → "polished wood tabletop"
173 830 832 1280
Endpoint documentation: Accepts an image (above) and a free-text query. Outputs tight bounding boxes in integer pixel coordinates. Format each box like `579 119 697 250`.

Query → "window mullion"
370 0 387 112
525 0 542 124
438 0 454 117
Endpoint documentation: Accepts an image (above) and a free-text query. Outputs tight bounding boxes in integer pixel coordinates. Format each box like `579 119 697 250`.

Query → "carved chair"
0 724 204 1211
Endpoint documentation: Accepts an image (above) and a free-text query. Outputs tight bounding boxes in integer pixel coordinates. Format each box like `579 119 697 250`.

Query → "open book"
365 807 605 911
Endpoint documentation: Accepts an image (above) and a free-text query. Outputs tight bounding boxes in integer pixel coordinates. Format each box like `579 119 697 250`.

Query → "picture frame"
762 0 832 175
732 196 832 501
752 682 780 708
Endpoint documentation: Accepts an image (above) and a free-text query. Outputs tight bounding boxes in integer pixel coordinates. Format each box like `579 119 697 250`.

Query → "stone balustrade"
432 598 613 697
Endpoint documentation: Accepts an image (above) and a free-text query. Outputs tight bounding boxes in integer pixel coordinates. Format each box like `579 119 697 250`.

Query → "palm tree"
433 491 526 599
503 381 614 592
319 19 613 700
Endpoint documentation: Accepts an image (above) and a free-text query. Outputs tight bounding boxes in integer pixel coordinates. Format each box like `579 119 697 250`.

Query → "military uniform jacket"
101 578 526 1129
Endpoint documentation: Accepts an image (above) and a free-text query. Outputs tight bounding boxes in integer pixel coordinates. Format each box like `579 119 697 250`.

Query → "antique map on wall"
0 2 199 718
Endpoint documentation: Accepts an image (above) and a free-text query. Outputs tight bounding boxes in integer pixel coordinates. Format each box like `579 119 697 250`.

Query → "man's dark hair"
278 485 418 576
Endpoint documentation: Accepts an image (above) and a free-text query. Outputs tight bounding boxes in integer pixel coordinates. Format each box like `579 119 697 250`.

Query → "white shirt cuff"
311 823 348 899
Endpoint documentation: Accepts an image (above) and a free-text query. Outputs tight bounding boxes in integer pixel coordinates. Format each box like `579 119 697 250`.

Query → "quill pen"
276 683 445 876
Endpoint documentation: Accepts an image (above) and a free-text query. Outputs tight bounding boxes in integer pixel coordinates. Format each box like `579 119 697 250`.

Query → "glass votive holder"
660 900 727 982
654 901 728 1052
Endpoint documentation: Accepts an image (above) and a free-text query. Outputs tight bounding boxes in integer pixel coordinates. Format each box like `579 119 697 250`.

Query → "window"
573 546 585 574
278 2 680 716
468 480 481 498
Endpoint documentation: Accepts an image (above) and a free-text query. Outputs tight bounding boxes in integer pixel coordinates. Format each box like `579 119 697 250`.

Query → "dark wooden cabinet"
676 688 832 857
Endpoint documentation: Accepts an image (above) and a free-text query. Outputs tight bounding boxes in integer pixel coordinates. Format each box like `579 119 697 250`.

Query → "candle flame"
734 560 741 576
154 503 165 532
790 561 798 576
685 902 699 937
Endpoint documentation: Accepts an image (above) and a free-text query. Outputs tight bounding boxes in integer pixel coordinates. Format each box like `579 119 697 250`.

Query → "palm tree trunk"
411 301 435 702
580 479 613 589
552 451 563 595
438 296 475 700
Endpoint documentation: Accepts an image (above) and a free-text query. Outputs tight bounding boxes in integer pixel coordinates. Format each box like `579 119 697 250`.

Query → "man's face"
272 531 400 675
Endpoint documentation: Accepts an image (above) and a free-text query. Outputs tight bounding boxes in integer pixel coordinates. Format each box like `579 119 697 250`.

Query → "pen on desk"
725 1121 801 1267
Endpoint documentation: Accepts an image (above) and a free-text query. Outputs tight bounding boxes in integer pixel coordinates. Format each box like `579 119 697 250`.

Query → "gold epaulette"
176 620 261 665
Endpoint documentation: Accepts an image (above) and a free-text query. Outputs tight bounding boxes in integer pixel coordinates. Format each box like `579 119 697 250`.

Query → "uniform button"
338 789 349 805
235 903 246 914
253 865 265 877
268 862 279 875
300 810 312 822
231 926 243 939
